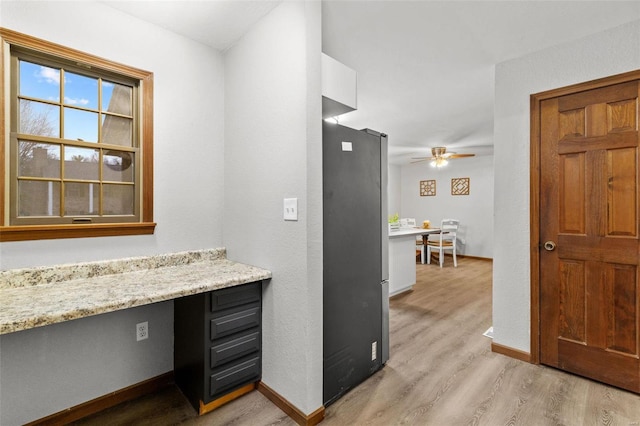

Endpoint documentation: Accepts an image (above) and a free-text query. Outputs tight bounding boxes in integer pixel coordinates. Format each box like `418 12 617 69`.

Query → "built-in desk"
0 248 271 335
388 228 440 296
0 249 272 421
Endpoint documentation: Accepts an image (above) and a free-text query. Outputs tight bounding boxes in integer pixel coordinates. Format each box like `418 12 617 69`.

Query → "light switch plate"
284 198 298 221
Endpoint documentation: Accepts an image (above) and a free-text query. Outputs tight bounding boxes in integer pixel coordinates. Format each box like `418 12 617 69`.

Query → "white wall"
493 18 640 353
400 156 494 258
0 1 225 424
0 1 225 266
387 163 401 217
223 1 323 416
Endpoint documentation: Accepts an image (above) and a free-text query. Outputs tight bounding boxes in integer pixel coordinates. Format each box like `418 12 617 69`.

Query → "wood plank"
557 131 638 154
558 339 640 393
558 80 638 111
199 382 257 415
257 382 325 426
25 372 174 426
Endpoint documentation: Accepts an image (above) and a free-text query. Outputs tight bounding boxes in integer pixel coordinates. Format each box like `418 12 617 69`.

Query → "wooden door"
539 80 640 392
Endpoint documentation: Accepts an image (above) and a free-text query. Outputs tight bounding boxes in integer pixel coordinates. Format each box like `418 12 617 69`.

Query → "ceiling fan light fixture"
430 157 448 168
412 146 475 166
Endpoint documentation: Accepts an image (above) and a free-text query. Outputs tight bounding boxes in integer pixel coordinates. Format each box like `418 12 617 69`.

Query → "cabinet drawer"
211 331 260 368
210 306 260 340
211 282 261 312
210 356 260 397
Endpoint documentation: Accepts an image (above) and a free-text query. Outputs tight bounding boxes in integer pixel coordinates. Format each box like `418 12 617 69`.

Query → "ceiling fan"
411 146 475 167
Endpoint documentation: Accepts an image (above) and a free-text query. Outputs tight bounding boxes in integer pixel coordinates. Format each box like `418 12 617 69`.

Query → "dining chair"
401 217 416 229
416 236 426 264
426 219 459 267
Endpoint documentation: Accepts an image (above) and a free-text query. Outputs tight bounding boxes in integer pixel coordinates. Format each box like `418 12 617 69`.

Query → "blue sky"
19 60 121 145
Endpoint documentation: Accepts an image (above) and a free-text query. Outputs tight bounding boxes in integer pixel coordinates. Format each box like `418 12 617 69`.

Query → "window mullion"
59 70 65 219
59 67 65 140
98 76 102 144
99 149 103 216
60 144 65 217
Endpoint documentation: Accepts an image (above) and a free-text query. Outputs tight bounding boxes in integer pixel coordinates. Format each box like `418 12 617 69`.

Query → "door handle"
543 241 556 251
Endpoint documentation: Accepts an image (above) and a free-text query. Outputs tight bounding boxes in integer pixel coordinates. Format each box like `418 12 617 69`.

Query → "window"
0 28 155 241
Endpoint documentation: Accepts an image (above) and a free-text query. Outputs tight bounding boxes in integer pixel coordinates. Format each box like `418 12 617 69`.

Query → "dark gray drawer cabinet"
174 281 263 412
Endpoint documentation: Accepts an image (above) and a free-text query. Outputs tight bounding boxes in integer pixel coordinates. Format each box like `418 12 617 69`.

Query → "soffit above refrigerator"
321 53 357 119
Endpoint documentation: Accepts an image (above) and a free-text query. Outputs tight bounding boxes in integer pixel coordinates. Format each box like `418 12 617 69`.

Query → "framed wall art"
420 179 436 196
451 177 470 195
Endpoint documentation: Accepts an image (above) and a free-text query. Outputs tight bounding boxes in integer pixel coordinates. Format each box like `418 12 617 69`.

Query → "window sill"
0 223 156 242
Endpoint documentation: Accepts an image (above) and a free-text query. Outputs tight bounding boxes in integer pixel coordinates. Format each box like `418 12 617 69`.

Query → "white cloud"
36 66 61 85
64 97 90 106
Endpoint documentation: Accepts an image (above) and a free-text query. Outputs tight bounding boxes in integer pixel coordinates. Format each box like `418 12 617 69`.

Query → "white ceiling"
103 0 282 51
103 1 640 164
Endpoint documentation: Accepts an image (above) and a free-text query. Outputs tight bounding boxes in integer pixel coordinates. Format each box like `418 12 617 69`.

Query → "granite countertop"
0 248 272 335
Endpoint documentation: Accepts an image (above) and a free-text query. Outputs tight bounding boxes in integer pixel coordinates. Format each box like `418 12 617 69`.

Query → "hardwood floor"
73 257 640 425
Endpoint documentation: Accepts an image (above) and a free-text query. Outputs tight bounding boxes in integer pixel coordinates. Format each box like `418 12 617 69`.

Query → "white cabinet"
388 229 439 296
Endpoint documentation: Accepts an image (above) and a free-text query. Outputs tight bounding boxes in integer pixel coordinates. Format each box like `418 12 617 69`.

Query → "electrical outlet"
371 341 377 361
136 321 148 341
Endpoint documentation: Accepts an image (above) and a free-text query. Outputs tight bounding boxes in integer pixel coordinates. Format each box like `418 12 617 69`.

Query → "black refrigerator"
323 121 389 406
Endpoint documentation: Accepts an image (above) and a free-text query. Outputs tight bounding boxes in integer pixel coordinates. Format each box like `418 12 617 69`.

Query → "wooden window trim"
0 28 155 241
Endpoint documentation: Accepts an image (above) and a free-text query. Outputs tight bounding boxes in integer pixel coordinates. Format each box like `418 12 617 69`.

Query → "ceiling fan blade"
410 158 434 164
448 153 476 159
